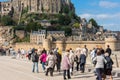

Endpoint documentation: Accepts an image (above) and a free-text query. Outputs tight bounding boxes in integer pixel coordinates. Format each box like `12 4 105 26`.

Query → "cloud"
99 1 119 8
102 24 120 31
79 13 120 20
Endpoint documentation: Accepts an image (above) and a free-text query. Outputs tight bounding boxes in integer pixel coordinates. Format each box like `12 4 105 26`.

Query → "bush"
1 15 14 26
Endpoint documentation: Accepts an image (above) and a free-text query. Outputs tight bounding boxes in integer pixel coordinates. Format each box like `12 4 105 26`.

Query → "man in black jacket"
106 45 112 56
32 49 39 73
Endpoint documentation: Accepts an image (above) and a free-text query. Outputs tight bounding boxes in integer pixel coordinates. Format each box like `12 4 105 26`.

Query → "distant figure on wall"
106 45 112 56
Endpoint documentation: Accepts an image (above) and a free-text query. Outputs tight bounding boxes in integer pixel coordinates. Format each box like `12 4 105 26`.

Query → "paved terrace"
0 56 120 80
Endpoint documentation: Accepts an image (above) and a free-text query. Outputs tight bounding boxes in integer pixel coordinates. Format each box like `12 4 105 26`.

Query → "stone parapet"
42 39 51 50
105 38 118 51
55 41 64 51
13 38 120 52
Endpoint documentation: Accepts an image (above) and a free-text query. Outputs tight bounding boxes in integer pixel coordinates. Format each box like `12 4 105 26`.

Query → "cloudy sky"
0 0 120 31
71 0 120 31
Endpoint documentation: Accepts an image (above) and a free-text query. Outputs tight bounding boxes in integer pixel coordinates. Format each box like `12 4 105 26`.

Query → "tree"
58 14 71 25
1 15 14 26
62 5 70 14
25 21 43 32
72 23 80 28
64 27 72 36
89 18 99 29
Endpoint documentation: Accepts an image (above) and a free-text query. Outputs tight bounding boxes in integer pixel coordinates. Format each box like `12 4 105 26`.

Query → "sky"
71 0 120 31
0 0 120 31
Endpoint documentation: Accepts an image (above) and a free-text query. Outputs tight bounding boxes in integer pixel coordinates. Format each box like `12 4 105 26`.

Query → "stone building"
0 1 12 15
0 0 73 15
47 31 65 41
30 30 46 44
30 30 65 44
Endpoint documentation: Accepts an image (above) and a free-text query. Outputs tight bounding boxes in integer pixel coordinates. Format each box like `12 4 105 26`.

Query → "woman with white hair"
61 50 71 80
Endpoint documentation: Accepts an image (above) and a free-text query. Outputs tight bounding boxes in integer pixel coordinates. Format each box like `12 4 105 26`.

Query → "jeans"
80 63 85 73
63 69 71 79
96 68 104 80
42 62 46 70
32 62 39 73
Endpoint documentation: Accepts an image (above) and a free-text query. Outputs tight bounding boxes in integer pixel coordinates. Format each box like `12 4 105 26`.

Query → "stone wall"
13 38 120 51
50 38 120 51
14 42 42 51
64 41 105 51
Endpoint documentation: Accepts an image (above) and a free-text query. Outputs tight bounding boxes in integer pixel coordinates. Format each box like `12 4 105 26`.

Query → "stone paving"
0 56 120 80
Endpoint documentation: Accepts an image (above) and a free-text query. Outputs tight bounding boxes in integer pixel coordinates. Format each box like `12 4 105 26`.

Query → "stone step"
112 70 120 77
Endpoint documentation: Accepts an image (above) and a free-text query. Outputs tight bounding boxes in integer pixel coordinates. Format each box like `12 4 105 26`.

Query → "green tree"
59 26 72 36
1 15 14 26
72 23 80 28
64 27 72 36
62 5 69 14
89 18 99 29
58 15 71 25
25 21 42 32
22 7 28 15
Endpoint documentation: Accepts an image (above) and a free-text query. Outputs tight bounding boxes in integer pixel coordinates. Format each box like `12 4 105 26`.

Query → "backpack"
105 56 113 69
31 54 36 62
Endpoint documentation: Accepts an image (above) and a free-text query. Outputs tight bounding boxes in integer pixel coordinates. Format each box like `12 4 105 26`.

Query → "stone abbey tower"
0 0 73 15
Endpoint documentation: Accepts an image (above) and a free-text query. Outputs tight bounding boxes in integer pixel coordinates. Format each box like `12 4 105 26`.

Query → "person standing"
21 48 25 58
79 49 86 73
40 51 47 72
75 46 81 71
106 45 112 56
61 50 71 80
104 52 114 80
31 49 39 73
69 48 75 75
45 51 56 76
17 49 21 59
83 45 88 57
28 48 32 60
56 49 62 72
93 49 107 80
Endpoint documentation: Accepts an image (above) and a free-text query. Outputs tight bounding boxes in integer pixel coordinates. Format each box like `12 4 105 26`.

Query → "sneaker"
68 77 71 79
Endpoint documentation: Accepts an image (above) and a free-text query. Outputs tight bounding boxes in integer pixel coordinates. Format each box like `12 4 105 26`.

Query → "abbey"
0 0 72 15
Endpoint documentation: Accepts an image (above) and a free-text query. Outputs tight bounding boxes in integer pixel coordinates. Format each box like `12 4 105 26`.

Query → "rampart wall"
14 37 120 51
